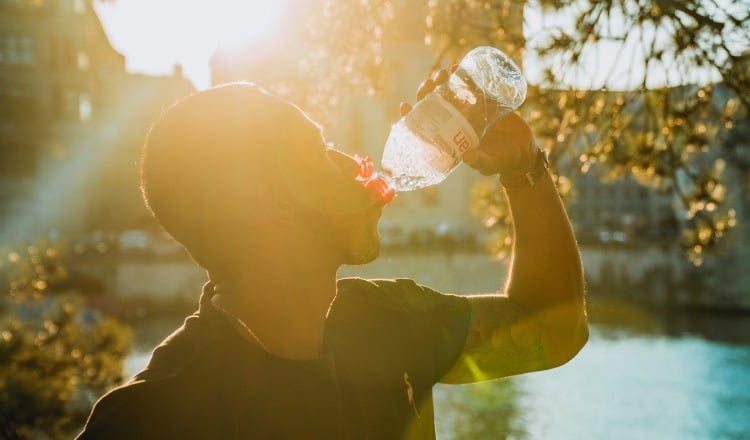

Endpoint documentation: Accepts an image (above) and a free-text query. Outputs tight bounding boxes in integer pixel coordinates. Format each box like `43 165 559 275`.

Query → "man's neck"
211 263 339 360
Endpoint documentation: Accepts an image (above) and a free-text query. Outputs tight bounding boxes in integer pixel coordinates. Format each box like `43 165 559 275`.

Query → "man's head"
140 82 381 278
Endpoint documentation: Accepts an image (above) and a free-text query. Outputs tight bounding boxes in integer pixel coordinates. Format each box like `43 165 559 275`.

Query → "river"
434 306 750 440
124 300 750 440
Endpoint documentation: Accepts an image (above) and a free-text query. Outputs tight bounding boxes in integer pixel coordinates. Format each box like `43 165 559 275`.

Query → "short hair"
140 82 322 275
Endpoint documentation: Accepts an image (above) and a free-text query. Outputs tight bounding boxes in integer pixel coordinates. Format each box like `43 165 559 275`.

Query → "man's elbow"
548 320 588 368
541 300 589 368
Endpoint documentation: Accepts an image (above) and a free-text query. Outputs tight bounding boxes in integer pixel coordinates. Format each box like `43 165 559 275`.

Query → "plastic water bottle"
357 46 527 205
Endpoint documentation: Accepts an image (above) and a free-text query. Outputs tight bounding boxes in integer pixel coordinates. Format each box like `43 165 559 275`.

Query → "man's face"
281 116 383 265
323 149 383 265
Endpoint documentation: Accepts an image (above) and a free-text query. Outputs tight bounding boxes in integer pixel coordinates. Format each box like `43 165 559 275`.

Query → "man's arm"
402 72 588 384
441 168 588 383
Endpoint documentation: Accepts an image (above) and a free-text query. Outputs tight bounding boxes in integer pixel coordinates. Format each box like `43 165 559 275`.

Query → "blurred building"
567 173 677 245
0 0 194 245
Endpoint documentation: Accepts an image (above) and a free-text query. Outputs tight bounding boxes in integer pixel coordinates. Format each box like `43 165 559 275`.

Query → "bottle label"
404 93 480 172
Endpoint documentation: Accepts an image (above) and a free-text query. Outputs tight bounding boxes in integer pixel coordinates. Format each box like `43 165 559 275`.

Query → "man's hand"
400 68 537 180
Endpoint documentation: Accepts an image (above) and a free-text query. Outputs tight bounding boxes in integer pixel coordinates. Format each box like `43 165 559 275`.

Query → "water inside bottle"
380 120 455 191
377 47 525 194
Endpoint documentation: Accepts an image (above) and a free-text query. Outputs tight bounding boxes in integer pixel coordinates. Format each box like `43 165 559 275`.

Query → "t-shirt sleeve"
334 277 472 385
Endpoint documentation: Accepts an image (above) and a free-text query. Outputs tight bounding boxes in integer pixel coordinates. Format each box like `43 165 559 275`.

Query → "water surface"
435 308 750 439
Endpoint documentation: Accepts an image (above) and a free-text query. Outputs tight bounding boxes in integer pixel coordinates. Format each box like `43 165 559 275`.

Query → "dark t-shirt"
77 277 471 439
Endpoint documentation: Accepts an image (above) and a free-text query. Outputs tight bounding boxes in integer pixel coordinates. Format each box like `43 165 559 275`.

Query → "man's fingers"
433 69 449 85
462 149 488 168
463 149 497 176
401 66 459 116
417 78 434 101
400 102 412 116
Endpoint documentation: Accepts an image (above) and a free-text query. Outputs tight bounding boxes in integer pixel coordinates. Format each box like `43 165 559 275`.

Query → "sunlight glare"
214 0 285 49
95 0 288 89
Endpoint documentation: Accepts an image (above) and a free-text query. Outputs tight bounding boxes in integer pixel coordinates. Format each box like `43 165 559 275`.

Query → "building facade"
0 0 194 245
566 172 677 245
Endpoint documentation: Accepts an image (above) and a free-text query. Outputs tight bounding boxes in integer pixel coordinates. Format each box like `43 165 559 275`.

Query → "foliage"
0 241 132 439
528 84 742 259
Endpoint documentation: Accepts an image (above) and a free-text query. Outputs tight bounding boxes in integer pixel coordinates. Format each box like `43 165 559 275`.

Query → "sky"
94 0 288 89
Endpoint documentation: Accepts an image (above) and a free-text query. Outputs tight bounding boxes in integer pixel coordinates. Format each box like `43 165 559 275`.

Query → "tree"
0 241 132 439
509 0 749 264
298 0 750 262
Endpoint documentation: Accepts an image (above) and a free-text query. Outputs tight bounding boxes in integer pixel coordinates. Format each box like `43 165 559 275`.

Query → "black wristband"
498 148 550 189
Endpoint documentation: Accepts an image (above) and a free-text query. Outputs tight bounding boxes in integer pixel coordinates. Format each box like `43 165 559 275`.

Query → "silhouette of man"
78 75 587 439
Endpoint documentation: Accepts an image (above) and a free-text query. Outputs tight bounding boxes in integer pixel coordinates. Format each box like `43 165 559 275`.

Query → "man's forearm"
503 170 588 364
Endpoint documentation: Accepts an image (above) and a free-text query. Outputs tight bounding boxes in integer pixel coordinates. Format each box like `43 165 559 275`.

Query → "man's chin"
345 242 380 265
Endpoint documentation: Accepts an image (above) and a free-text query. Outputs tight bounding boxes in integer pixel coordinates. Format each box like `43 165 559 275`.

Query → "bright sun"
214 0 285 49
95 0 287 89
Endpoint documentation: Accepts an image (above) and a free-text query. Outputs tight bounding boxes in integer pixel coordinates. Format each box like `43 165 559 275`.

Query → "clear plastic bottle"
358 46 527 205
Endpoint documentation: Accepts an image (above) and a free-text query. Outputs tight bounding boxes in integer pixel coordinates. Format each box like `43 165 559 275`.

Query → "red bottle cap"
354 155 396 206
365 175 396 206
354 154 374 183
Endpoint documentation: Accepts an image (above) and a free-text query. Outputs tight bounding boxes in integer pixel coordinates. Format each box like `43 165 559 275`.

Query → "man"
78 73 587 439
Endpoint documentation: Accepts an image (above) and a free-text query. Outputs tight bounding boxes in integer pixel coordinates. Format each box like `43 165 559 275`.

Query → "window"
3 35 17 64
79 93 92 123
53 88 93 122
19 36 33 64
54 87 79 120
0 34 35 66
0 85 37 121
76 51 89 70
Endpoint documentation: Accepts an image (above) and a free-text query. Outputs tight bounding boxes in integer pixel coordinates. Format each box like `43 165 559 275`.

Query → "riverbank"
78 247 750 325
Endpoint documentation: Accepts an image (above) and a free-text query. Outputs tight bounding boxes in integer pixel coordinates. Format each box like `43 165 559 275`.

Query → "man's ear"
264 180 299 226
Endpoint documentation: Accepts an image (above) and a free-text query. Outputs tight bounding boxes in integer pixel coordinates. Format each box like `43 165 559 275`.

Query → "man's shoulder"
329 277 472 391
77 377 174 439
133 310 223 382
329 277 470 343
78 311 232 438
335 277 464 312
